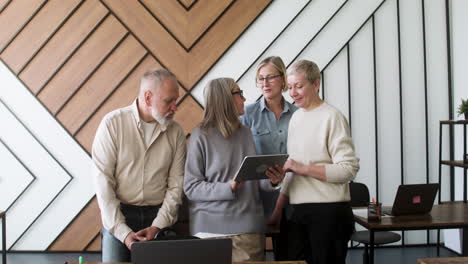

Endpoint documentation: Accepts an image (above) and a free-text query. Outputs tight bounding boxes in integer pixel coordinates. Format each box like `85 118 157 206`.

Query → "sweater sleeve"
183 129 235 202
324 112 360 183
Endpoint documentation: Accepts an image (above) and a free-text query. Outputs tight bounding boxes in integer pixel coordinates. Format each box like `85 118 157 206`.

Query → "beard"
151 107 173 126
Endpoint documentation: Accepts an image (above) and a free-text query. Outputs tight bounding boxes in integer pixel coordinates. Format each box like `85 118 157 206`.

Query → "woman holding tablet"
183 78 283 261
279 60 359 264
240 56 297 260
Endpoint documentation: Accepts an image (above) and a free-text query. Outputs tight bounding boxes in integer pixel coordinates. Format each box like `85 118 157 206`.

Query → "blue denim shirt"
240 97 298 155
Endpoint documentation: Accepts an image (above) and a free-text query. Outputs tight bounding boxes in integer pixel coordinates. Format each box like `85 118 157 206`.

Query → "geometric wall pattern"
0 0 270 251
0 0 462 252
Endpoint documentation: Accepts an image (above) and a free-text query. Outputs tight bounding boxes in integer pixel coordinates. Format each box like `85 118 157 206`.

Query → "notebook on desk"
383 183 439 216
131 238 232 264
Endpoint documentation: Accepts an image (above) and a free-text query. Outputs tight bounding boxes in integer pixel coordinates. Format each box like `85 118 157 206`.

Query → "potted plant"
457 98 468 120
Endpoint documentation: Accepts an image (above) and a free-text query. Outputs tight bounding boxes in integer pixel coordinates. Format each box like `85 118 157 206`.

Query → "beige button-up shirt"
92 100 186 242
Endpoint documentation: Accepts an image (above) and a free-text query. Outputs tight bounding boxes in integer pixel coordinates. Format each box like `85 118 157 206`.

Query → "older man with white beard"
92 68 186 262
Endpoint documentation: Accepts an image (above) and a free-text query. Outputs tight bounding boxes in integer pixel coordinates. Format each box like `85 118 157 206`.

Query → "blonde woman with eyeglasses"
240 56 298 260
184 77 283 262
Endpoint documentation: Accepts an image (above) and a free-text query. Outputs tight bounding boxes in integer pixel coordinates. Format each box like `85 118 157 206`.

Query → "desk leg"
2 215 5 264
369 230 374 264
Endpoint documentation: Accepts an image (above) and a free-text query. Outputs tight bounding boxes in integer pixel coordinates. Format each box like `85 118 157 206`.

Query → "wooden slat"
0 0 11 12
188 0 270 86
178 0 196 9
57 35 146 134
48 198 101 251
20 0 108 92
0 0 45 51
85 235 101 252
75 55 161 153
141 0 232 48
102 0 189 87
173 96 203 135
0 0 81 73
37 15 127 110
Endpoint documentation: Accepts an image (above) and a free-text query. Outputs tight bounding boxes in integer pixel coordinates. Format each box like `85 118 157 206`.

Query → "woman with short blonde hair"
281 59 359 264
184 77 283 262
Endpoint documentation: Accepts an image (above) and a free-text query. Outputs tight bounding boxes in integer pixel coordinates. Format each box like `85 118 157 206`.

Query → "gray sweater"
184 125 273 235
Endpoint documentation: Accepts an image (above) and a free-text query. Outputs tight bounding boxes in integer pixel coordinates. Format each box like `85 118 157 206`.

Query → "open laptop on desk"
383 183 439 216
131 238 232 264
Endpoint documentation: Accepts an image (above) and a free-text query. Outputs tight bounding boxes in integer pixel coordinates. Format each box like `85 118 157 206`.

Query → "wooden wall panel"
178 0 197 10
0 0 81 73
20 0 108 92
141 0 233 49
56 35 146 134
0 0 46 51
188 0 270 86
102 0 189 87
37 15 127 110
0 0 10 11
85 235 101 252
75 55 161 153
48 199 101 251
174 96 204 135
0 0 271 251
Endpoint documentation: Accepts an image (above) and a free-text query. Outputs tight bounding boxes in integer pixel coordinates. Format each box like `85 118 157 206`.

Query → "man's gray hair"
141 68 176 88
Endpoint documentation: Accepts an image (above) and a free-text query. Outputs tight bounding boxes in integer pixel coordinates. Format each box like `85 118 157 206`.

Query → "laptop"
233 154 289 181
383 183 439 216
131 238 232 264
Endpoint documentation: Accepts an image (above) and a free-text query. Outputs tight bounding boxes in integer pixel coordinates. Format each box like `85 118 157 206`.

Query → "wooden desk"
418 257 468 263
1 211 5 264
354 202 468 264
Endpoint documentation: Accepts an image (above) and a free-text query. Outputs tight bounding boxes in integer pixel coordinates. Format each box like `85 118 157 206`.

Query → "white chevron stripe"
0 61 94 250
0 140 34 211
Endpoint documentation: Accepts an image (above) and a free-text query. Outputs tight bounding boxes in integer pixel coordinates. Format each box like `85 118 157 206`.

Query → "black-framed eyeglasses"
256 74 281 84
231 90 244 98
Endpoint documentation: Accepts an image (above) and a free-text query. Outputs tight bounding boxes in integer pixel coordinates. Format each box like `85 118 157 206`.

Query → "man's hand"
135 226 160 241
266 164 285 185
124 232 145 250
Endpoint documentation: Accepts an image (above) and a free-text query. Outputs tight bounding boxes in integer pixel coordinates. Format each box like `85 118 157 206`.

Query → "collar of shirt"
259 96 292 114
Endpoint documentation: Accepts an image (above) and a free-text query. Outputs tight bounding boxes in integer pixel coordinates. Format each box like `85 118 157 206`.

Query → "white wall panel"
349 21 377 198
191 0 309 105
375 0 401 210
0 141 34 211
237 0 347 104
0 61 94 250
295 0 383 67
323 48 349 120
399 0 427 245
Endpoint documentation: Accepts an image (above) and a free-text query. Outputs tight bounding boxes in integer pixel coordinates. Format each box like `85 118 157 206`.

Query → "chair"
349 182 401 264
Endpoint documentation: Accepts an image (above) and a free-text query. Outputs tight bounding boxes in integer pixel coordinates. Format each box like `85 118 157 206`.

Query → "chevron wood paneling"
141 0 233 49
0 0 46 51
178 0 197 11
103 0 271 88
1 0 82 73
19 0 108 93
48 199 101 251
0 0 270 251
37 15 128 110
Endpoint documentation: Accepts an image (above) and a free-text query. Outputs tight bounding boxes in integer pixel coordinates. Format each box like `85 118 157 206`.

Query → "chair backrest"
349 182 370 207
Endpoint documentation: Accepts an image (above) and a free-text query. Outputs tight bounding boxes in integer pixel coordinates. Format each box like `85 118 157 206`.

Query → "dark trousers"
102 203 160 262
286 202 354 264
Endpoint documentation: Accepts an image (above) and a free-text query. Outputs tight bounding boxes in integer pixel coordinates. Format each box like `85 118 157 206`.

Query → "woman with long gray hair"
184 77 283 261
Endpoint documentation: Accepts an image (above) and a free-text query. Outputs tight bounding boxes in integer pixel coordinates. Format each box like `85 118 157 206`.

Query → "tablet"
233 154 289 182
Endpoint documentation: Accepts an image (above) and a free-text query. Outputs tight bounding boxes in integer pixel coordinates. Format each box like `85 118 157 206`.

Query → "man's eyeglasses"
231 90 244 98
256 74 281 85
